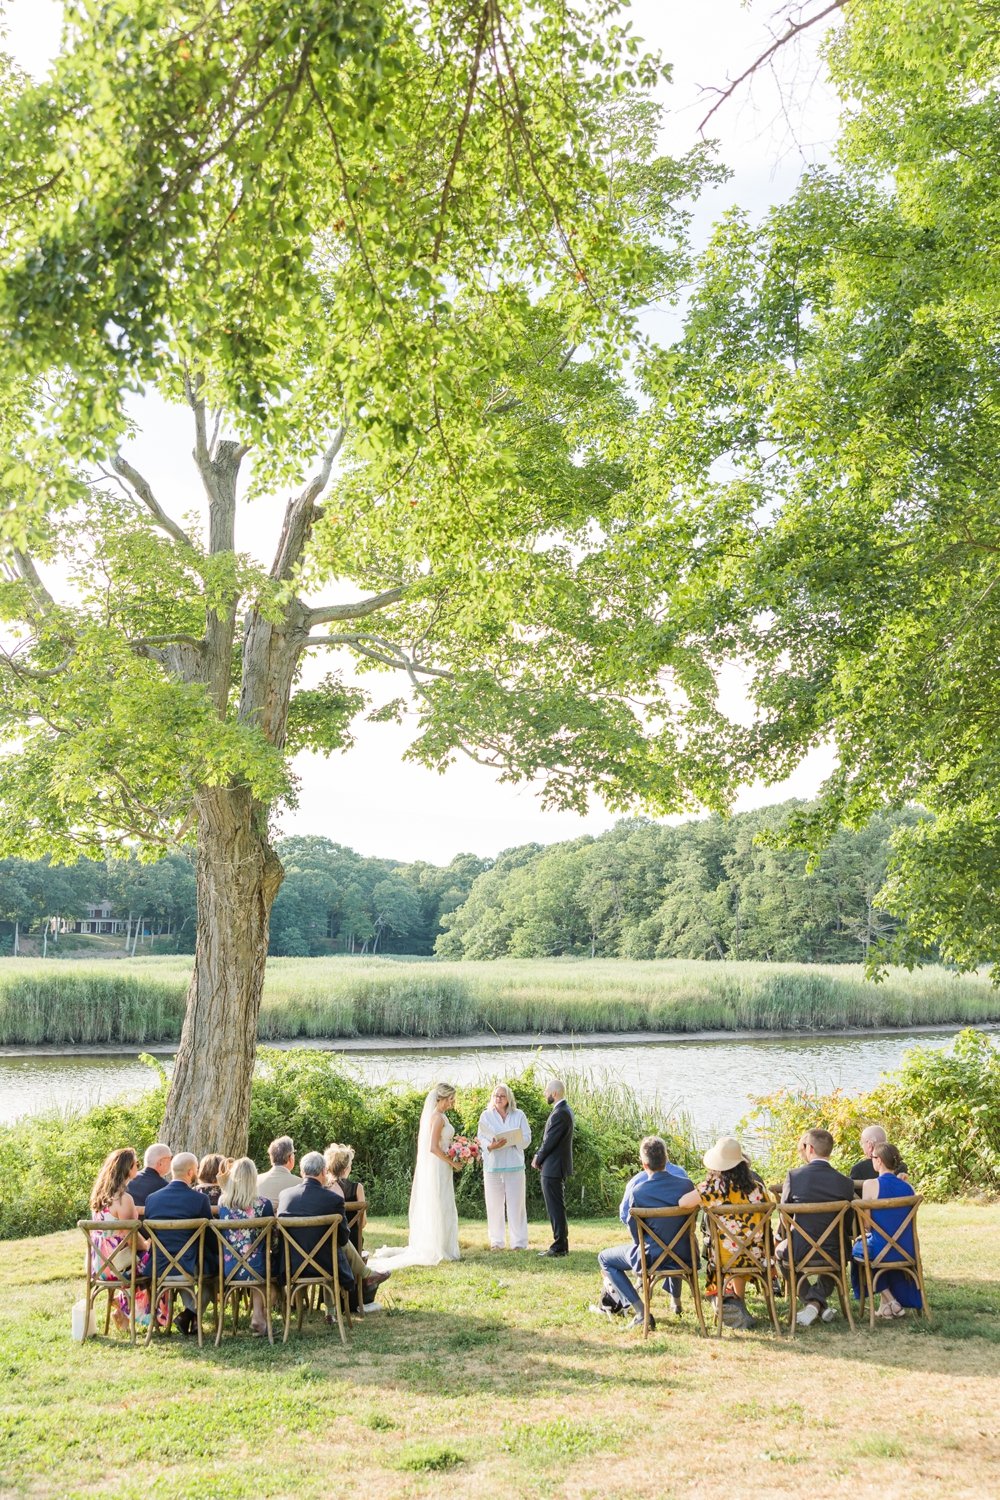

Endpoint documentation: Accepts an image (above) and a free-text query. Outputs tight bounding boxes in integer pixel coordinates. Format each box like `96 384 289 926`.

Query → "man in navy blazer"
598 1137 694 1330
532 1078 574 1256
277 1153 356 1301
145 1152 215 1333
779 1127 856 1328
129 1142 173 1213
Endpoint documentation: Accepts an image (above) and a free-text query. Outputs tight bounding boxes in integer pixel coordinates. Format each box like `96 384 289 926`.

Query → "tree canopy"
641 0 1000 975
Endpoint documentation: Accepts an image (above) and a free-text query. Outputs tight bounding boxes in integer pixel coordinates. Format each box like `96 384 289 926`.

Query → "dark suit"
535 1099 574 1253
277 1177 355 1294
145 1178 216 1283
129 1165 170 1211
780 1158 855 1307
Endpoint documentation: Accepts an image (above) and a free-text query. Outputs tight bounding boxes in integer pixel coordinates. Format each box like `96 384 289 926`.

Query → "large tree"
0 3 718 1152
640 0 1000 975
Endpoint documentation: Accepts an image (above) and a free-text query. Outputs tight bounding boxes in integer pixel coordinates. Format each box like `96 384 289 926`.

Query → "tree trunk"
161 786 284 1158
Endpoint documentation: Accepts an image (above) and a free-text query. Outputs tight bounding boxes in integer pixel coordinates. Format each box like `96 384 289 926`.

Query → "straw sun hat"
702 1135 745 1173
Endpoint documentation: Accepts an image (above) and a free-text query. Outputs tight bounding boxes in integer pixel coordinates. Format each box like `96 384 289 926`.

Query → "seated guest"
129 1143 172 1213
197 1153 226 1206
851 1125 908 1191
217 1157 273 1336
852 1142 924 1318
324 1143 367 1252
88 1147 150 1331
779 1128 855 1328
679 1136 771 1330
145 1152 216 1335
597 1136 694 1332
257 1136 301 1204
277 1152 356 1305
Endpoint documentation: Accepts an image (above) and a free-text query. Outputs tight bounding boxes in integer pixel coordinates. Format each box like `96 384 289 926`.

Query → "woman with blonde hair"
217 1156 273 1335
323 1143 367 1251
476 1082 532 1250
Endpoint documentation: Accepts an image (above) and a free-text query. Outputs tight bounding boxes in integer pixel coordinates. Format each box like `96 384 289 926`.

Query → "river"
0 1023 986 1138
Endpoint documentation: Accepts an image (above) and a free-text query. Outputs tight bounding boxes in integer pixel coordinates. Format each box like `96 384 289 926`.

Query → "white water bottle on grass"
71 1299 96 1342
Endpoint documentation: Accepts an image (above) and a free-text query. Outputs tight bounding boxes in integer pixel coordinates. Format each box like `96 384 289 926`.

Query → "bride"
369 1083 461 1269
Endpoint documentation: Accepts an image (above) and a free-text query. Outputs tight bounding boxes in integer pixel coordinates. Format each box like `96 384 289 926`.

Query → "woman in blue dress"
852 1141 923 1318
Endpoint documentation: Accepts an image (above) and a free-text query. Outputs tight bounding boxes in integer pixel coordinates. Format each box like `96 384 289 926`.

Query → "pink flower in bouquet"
447 1135 481 1167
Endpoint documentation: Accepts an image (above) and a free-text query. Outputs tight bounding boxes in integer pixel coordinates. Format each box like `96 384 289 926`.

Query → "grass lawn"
2 1207 998 1499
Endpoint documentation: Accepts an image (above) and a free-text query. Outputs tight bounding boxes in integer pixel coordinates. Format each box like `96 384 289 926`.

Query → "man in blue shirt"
597 1136 694 1331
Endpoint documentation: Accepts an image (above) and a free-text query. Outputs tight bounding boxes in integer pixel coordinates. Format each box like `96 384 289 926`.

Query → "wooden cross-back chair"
277 1216 351 1345
703 1200 781 1335
853 1194 930 1329
212 1217 274 1346
341 1199 365 1256
776 1200 856 1336
78 1219 144 1344
143 1218 210 1348
630 1207 706 1338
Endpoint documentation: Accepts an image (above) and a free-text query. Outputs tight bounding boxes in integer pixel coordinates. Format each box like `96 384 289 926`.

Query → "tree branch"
697 0 849 134
110 453 196 550
305 631 455 681
11 549 58 618
270 427 347 582
305 585 408 626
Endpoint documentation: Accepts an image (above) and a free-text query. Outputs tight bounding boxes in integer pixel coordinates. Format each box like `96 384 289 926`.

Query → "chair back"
704 1198 776 1279
630 1206 699 1281
277 1214 342 1287
213 1216 274 1290
79 1219 140 1288
854 1194 923 1268
777 1200 854 1279
144 1218 207 1286
341 1199 365 1253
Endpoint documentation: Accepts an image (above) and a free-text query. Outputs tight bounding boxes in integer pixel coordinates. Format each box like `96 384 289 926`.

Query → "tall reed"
1 955 997 1046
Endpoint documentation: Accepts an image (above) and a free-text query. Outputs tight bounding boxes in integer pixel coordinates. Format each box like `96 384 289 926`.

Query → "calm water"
0 1026 986 1138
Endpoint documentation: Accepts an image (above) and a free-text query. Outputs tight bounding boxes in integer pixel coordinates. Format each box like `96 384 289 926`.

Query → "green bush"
0 1051 701 1240
744 1028 1000 1198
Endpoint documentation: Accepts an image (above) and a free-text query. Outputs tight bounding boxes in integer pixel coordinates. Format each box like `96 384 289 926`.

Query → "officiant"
476 1082 533 1250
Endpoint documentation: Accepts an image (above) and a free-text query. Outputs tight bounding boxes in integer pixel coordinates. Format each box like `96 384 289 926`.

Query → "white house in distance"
67 901 128 936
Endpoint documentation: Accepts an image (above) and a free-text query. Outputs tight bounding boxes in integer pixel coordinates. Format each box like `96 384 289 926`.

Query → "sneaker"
629 1312 655 1331
820 1306 839 1323
795 1302 820 1328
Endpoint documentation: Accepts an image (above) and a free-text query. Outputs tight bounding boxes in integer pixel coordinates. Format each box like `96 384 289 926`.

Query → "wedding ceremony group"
80 1074 926 1347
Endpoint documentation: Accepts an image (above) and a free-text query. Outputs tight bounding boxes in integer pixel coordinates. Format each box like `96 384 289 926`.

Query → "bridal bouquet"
447 1136 481 1167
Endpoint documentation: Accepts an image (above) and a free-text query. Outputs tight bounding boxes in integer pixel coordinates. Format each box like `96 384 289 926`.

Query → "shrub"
0 1051 700 1240
744 1028 1000 1198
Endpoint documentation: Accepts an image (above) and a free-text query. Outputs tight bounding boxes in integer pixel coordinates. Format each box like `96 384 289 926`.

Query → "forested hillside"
1 803 922 963
435 804 923 963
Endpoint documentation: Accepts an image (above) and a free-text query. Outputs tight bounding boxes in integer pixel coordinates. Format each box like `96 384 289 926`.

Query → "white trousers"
484 1170 528 1249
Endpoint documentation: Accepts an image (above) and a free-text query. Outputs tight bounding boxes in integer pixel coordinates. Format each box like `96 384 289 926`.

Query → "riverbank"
1 1206 996 1499
2 954 998 1046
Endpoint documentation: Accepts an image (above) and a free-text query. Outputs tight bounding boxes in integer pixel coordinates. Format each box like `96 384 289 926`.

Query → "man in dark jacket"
129 1142 173 1213
277 1153 357 1302
780 1128 855 1328
532 1078 575 1257
145 1152 215 1334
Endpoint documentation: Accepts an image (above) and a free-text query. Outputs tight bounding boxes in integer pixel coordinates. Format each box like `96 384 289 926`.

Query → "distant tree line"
435 804 925 963
1 804 923 964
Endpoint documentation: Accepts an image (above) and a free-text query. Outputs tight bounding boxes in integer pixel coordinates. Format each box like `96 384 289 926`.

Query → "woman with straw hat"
679 1135 771 1330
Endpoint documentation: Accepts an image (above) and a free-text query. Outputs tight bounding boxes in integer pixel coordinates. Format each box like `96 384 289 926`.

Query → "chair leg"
838 1273 855 1332
690 1274 708 1337
282 1286 291 1345
760 1272 781 1334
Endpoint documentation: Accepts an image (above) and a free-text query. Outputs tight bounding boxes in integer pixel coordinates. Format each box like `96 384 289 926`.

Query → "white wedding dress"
369 1094 461 1269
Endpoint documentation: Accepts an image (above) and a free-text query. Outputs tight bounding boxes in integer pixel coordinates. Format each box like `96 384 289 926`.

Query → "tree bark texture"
161 785 284 1158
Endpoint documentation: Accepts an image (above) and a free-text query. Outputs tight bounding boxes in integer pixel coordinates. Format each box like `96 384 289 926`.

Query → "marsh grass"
0 1207 997 1499
1 954 996 1046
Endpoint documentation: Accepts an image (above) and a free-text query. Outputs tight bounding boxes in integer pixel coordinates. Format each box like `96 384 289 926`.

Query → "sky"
1 1 843 865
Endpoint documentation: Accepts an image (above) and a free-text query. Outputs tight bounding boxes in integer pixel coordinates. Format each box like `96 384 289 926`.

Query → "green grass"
1 954 998 1046
1 1206 998 1499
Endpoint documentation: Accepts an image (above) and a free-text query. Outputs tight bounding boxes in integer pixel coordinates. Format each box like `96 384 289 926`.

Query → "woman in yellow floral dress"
679 1135 771 1330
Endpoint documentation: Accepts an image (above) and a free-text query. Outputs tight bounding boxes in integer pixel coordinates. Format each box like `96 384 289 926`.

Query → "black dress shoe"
538 1248 568 1257
176 1308 198 1337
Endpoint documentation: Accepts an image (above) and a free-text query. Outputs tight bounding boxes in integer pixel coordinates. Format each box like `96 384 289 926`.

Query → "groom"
532 1078 574 1257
